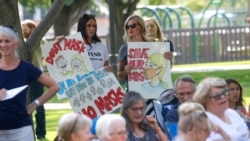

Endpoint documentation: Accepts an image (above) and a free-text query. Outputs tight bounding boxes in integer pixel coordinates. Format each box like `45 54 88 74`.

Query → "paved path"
44 64 250 110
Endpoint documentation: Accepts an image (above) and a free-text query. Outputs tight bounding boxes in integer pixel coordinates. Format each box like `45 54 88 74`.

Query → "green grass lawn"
33 109 73 141
44 60 250 141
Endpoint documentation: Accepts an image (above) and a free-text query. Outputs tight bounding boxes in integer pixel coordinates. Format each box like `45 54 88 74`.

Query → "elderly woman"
121 91 168 141
0 25 59 141
56 113 93 141
96 114 127 141
193 77 249 141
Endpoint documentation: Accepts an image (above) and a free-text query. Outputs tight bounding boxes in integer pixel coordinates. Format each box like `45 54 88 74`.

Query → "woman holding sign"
77 13 112 72
0 25 59 141
118 14 151 91
118 14 172 91
144 17 174 67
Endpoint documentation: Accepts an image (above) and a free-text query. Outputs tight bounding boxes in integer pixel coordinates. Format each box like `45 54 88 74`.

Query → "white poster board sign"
65 70 126 119
41 33 94 99
128 42 173 99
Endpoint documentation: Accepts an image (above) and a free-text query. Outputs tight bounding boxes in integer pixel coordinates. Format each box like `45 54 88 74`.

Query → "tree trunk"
0 0 28 60
106 0 140 52
54 0 90 36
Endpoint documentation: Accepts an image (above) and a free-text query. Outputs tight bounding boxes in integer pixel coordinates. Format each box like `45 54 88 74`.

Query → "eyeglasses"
130 106 145 113
125 23 138 30
208 89 228 100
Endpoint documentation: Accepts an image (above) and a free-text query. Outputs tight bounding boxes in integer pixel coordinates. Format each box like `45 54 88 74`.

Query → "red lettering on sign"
128 71 144 82
45 42 62 65
81 106 97 119
94 87 125 114
129 60 144 70
128 48 149 59
64 38 85 53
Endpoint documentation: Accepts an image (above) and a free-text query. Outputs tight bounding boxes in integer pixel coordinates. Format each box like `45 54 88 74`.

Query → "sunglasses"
208 89 228 100
125 23 138 29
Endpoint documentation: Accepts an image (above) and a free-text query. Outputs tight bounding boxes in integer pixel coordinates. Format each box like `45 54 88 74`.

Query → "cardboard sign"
65 70 126 119
128 42 173 99
41 33 94 99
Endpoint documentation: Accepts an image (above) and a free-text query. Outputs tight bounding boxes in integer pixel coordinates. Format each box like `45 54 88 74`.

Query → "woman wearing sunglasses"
118 14 150 91
193 77 249 141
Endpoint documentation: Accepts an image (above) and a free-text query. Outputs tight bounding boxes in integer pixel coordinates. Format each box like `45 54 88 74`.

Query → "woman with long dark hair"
77 13 112 71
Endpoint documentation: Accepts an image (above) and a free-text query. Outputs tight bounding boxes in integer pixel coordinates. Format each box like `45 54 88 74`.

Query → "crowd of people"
0 12 249 141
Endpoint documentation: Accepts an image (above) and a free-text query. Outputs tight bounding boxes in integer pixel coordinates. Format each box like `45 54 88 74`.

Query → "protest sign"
41 33 94 99
65 70 126 119
128 42 173 99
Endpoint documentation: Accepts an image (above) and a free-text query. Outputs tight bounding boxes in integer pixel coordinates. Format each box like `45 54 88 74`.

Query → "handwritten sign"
128 42 173 99
65 70 126 119
41 33 94 99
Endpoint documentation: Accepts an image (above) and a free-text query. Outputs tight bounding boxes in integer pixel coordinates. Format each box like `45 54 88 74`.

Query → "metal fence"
101 26 250 65
164 26 250 64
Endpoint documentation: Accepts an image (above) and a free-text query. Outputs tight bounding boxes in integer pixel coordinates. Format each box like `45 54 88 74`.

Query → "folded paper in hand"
0 85 28 101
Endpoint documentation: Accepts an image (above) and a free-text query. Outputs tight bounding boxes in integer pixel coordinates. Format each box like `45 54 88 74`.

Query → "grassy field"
43 60 250 141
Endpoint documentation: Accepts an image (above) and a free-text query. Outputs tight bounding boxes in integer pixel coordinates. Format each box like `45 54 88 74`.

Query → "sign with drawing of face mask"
128 42 173 99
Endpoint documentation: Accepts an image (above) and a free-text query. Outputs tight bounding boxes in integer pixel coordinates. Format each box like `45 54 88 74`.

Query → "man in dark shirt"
164 75 196 139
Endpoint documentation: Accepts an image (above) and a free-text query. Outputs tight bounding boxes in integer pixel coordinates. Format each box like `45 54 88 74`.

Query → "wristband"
34 99 40 106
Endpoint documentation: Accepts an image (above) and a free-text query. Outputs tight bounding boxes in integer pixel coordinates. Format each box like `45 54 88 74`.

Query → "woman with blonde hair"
175 102 210 141
144 17 174 66
56 113 93 141
193 77 249 141
118 14 150 91
118 14 172 91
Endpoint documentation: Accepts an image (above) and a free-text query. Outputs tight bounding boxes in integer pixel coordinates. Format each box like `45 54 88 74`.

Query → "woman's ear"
14 41 20 48
70 132 78 140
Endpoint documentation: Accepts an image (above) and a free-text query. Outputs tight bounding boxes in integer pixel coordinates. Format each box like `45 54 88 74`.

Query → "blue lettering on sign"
57 79 76 95
65 87 76 98
75 82 87 93
57 71 97 95
58 81 66 95
93 70 109 81
86 76 94 85
76 72 93 81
